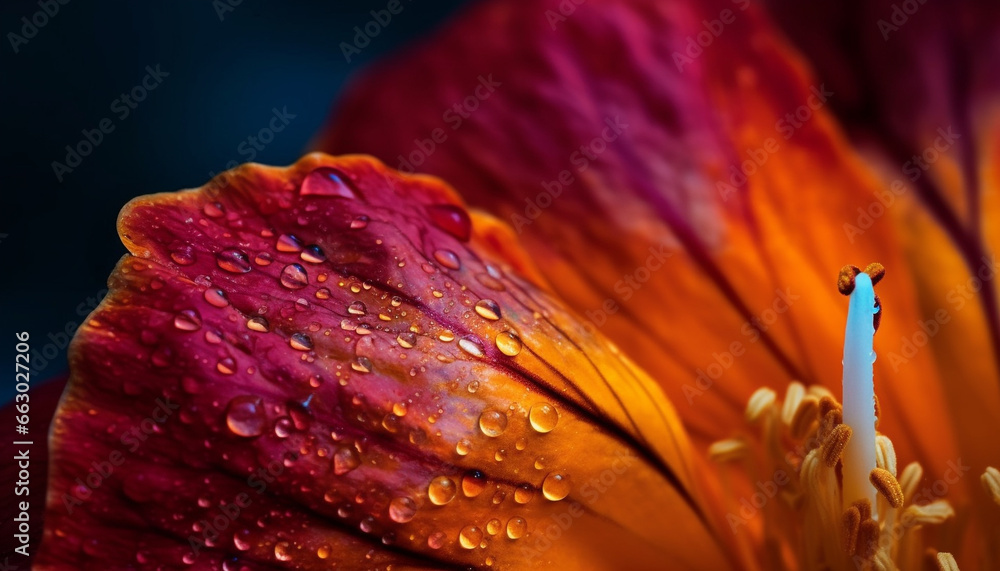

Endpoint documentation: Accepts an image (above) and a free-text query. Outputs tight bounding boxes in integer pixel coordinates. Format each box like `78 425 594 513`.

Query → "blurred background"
0 0 470 405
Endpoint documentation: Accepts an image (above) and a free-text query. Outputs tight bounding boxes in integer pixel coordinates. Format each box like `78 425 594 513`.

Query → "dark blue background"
0 0 470 404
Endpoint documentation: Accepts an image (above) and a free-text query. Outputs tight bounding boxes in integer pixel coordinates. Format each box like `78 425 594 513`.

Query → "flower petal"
37 154 732 569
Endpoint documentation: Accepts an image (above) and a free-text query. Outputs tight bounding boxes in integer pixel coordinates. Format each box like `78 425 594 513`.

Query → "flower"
36 0 1000 569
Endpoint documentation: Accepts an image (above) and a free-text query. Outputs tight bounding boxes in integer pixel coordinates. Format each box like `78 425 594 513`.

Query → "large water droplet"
276 234 303 253
486 518 502 536
204 288 229 308
427 204 472 242
171 246 196 266
255 252 273 266
300 167 358 198
225 396 266 437
455 439 472 456
388 497 417 523
289 332 313 351
274 541 293 561
348 301 367 315
352 356 372 373
459 525 483 549
216 248 252 273
529 402 559 433
542 472 570 501
506 517 527 539
301 245 326 264
217 357 236 375
458 336 485 358
246 316 269 332
495 331 522 356
280 264 308 289
514 483 535 504
396 331 416 349
333 446 360 475
174 309 202 331
203 202 226 218
478 409 508 437
474 299 501 320
462 470 486 497
350 215 369 229
433 249 461 270
427 476 457 505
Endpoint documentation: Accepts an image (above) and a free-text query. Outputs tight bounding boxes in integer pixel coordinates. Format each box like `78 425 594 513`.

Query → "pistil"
841 271 878 509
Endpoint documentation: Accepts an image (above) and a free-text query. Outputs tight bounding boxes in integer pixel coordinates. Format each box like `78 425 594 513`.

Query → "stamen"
981 466 1000 506
902 500 954 525
837 265 862 295
899 462 923 501
745 387 777 423
790 396 819 440
821 424 852 467
874 435 897 476
851 498 872 522
864 262 886 285
781 382 806 426
857 518 880 559
708 439 748 463
842 506 861 553
841 271 878 509
869 467 904 508
936 552 960 571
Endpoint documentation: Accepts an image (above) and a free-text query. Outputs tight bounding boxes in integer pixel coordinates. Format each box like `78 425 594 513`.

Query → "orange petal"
37 154 733 569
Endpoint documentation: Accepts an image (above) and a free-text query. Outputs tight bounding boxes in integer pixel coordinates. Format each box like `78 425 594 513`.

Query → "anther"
708 439 748 463
875 435 897 476
856 519 880 559
981 466 1000 506
842 506 861 553
851 498 872 522
864 262 885 285
870 467 904 508
873 394 881 428
902 500 954 525
837 265 862 295
935 552 960 571
745 387 777 424
781 382 806 427
821 424 852 467
790 396 819 440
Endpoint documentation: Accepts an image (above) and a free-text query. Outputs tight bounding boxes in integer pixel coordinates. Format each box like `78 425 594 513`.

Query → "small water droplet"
462 470 486 497
255 252 273 266
300 167 358 198
233 532 251 551
474 299 501 320
203 202 225 218
246 316 269 332
290 332 313 351
280 264 308 289
174 309 202 331
438 330 455 342
316 287 331 300
388 497 417 523
529 403 559 433
467 380 480 393
274 417 293 438
514 483 535 504
476 272 506 291
352 356 373 373
333 446 360 475
515 437 527 451
390 295 403 307
277 234 303 253
542 472 570 501
216 248 252 273
433 249 461 270
495 331 522 356
458 336 485 358
427 476 457 505
459 525 483 549
427 204 472 242
492 490 506 505
506 517 527 539
350 215 370 229
204 288 229 308
348 301 367 315
170 246 196 266
301 245 326 263
392 402 408 417
396 331 417 348
317 544 331 559
455 439 471 456
479 409 508 437
274 541 293 561
226 396 266 437
428 531 446 549
494 448 507 462
217 357 237 375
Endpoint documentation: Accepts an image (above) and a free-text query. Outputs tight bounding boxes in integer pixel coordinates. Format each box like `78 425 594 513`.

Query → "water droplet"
174 309 202 331
246 316 269 332
438 330 455 342
316 544 331 559
216 248 252 273
316 287 331 300
492 490 506 505
529 403 559 433
495 331 522 356
494 449 507 462
515 438 527 451
474 299 501 320
428 531 446 549
351 356 372 373
542 472 570 501
458 336 485 358
459 525 483 549
455 439 471 456
225 396 266 437
396 331 416 348
280 264 308 289
233 532 251 551
478 409 508 437
277 234 303 253
170 246 196 266
350 215 369 229
290 332 313 351
300 167 357 198
462 470 486 497
274 541 293 561
333 446 360 475
301 245 326 264
467 380 480 393
476 273 505 291
388 497 417 523
217 357 236 375
534 457 547 470
255 252 273 266
203 202 225 218
274 417 293 438
392 402 408 417
506 517 527 539
381 414 400 433
514 483 535 504
348 301 367 315
204 288 229 308
427 476 457 505
427 204 472 242
433 249 461 270
151 346 172 367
